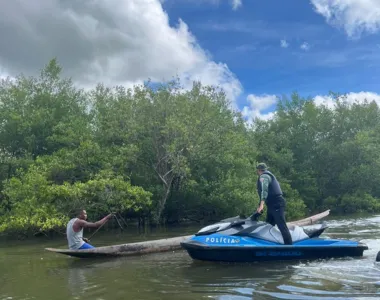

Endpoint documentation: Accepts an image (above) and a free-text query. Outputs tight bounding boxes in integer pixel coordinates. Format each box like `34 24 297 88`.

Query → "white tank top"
66 218 85 250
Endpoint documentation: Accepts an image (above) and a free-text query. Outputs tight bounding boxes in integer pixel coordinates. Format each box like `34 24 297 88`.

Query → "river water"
1 214 380 300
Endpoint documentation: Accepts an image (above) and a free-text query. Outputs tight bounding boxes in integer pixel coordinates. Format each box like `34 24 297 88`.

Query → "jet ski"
180 213 368 262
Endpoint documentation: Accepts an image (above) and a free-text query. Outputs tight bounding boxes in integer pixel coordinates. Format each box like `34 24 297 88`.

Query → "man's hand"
83 238 89 243
257 201 264 213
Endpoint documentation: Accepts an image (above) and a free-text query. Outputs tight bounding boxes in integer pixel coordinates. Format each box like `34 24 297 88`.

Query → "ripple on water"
252 244 380 299
325 215 380 229
2 215 380 300
204 216 380 300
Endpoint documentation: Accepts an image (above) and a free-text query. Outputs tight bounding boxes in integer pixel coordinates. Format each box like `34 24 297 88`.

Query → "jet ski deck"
181 234 368 262
180 215 369 262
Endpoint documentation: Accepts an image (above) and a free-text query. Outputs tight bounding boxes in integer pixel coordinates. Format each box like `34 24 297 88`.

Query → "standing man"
254 163 293 245
66 209 113 250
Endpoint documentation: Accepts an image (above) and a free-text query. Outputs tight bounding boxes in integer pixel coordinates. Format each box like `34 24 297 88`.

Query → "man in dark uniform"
254 163 293 245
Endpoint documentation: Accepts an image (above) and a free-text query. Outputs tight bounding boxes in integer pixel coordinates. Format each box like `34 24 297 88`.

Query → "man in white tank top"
66 209 113 250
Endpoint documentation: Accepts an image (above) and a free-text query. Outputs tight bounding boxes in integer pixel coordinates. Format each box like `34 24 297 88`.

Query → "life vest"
256 170 283 202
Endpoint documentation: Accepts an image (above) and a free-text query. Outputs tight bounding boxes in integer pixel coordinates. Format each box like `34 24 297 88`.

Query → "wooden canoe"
45 235 193 258
288 209 330 227
45 209 330 258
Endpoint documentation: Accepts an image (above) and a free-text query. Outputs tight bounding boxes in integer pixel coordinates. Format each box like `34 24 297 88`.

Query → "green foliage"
0 59 262 235
253 92 380 215
90 79 258 224
0 59 90 159
2 58 380 236
0 165 152 234
281 182 307 221
339 193 380 214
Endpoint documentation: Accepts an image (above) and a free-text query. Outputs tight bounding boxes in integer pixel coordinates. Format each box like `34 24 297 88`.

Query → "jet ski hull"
181 235 368 262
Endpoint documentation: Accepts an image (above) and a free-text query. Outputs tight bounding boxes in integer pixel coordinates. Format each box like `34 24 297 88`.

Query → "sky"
0 0 380 123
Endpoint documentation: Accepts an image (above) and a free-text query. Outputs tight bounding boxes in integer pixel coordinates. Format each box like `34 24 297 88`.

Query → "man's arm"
74 214 113 231
257 174 272 212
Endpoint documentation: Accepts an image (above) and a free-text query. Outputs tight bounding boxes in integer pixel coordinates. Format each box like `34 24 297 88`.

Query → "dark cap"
256 163 268 170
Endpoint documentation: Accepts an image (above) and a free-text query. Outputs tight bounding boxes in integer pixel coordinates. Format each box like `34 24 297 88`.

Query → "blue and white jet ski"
180 213 368 262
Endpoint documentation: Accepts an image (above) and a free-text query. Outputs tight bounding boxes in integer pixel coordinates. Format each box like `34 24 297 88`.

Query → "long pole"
87 212 124 241
87 217 111 241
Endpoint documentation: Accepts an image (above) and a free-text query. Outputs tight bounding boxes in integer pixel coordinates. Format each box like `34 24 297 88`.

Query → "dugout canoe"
288 209 330 226
45 209 330 258
45 235 193 258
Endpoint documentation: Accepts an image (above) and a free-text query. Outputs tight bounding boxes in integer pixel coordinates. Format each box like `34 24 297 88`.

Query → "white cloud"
300 42 310 51
242 94 278 124
280 39 289 48
246 94 278 111
314 92 380 108
0 0 242 105
179 61 242 108
314 95 336 109
185 0 242 10
231 0 242 10
207 0 243 10
310 0 380 38
242 91 380 125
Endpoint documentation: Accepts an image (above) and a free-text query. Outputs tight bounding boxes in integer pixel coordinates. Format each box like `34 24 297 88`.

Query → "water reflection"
181 260 296 299
67 262 91 298
66 258 129 299
0 214 380 300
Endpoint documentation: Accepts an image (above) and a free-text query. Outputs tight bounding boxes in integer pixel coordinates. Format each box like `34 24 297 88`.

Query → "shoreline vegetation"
1 59 380 239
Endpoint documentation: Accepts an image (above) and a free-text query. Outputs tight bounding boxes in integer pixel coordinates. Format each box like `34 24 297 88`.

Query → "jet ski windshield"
195 217 250 236
196 222 232 236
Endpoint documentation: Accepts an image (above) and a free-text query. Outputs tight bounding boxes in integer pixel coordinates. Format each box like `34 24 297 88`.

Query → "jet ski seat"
248 222 328 244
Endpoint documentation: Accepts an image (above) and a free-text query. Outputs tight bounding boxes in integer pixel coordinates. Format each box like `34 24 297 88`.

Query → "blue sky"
0 0 379 123
160 0 380 120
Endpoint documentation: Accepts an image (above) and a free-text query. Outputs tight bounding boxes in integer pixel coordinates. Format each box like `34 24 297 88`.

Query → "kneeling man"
66 209 113 250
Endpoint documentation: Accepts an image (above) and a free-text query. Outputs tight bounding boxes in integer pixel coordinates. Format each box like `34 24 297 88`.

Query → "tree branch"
163 168 174 179
154 167 168 186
